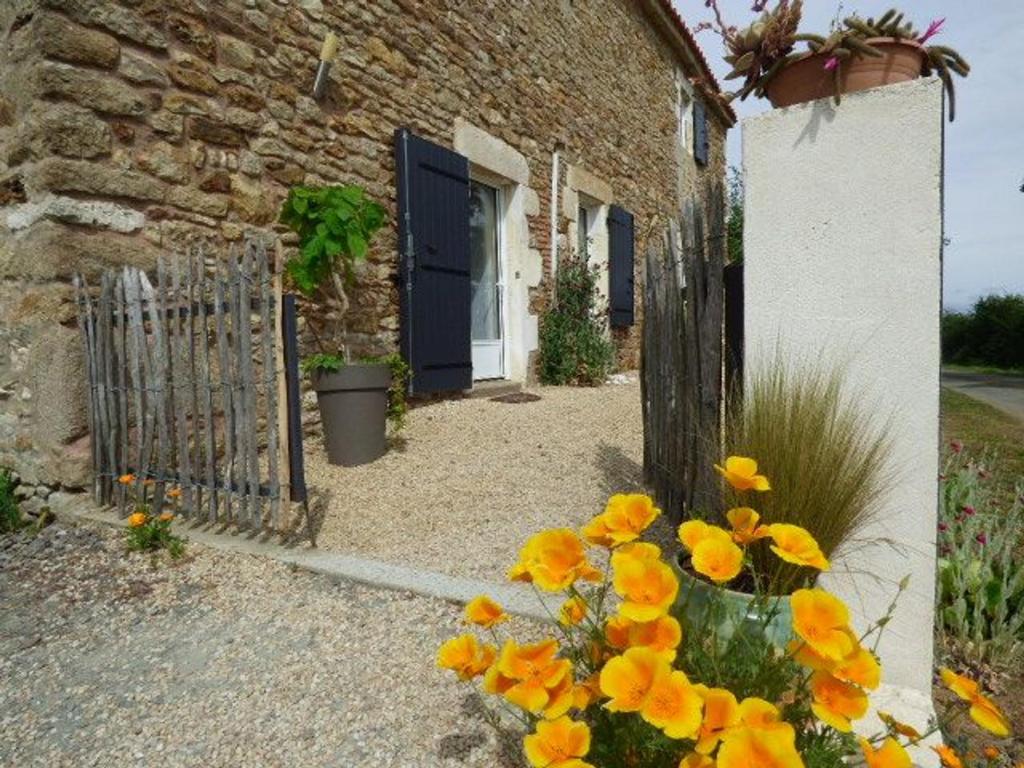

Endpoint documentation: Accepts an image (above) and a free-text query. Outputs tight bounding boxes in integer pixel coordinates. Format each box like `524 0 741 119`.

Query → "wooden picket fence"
74 238 306 532
641 190 725 523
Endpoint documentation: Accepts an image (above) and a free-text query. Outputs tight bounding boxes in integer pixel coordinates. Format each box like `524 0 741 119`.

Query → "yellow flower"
581 494 661 547
716 724 804 768
571 672 602 710
691 536 744 584
496 639 572 715
465 595 507 628
877 711 922 741
118 473 136 485
599 646 668 713
810 671 868 732
694 686 741 754
523 716 594 768
612 557 679 622
158 512 174 523
166 487 182 500
860 737 912 768
932 745 964 768
738 697 789 733
127 512 148 528
791 588 856 661
714 456 771 492
437 634 497 681
611 541 663 567
678 754 715 768
678 520 732 552
939 668 1011 737
833 646 881 691
559 596 587 627
604 615 683 662
509 529 602 591
765 524 830 571
642 669 703 740
726 507 769 545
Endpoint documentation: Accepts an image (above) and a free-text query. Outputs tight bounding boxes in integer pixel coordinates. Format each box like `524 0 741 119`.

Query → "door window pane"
469 181 501 341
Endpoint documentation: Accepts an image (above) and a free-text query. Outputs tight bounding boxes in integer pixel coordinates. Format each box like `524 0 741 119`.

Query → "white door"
469 180 505 380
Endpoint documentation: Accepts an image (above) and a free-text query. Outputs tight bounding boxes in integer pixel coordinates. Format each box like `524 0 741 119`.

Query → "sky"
674 0 1024 311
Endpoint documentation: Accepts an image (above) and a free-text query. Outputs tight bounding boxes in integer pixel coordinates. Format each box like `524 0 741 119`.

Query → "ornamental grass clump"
438 463 1012 768
723 362 892 594
936 447 1024 667
119 474 185 559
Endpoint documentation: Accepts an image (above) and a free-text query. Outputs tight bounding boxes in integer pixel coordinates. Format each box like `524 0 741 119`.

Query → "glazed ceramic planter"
671 554 794 651
310 363 392 467
766 38 927 109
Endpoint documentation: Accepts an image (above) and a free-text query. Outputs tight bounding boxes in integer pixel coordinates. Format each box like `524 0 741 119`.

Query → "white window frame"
678 74 695 156
469 171 510 381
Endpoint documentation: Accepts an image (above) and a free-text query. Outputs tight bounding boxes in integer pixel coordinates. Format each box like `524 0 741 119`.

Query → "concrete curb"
51 494 557 623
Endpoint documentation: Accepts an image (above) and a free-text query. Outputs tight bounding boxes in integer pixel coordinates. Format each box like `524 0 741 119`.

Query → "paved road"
941 370 1024 423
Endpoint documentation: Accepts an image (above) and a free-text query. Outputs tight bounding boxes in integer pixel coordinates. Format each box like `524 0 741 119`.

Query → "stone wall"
0 0 728 488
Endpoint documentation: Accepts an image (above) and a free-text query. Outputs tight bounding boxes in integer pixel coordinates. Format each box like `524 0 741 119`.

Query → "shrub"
436 461 1010 768
942 294 1024 370
726 166 744 264
0 469 25 534
722 359 892 593
538 253 615 386
936 446 1024 667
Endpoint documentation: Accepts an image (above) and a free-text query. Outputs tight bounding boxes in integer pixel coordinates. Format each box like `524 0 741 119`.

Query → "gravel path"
309 379 647 581
0 521 538 768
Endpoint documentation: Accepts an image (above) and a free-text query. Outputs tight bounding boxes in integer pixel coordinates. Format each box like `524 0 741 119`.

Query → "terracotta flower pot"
671 554 794 652
766 38 927 109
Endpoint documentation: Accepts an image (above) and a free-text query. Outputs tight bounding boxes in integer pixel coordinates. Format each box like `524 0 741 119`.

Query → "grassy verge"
943 363 1024 377
941 387 1024 498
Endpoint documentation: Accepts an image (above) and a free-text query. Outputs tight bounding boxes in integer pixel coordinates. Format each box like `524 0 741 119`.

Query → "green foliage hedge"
942 294 1024 370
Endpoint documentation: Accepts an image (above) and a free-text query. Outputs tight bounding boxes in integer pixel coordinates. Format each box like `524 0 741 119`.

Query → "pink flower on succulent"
975 532 988 546
823 56 839 71
938 522 949 532
918 18 946 45
950 439 963 454
962 505 976 517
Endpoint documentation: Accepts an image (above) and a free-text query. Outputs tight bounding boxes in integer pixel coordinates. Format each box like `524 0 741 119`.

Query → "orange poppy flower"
127 512 148 528
726 507 769 545
877 711 923 741
464 595 507 628
496 639 573 715
678 754 715 768
860 737 912 768
691 536 744 584
599 646 668 713
833 646 881 691
932 745 964 768
509 529 602 591
118 473 136 485
581 494 661 547
678 520 732 553
791 588 856 661
642 669 703 740
939 668 1010 737
716 726 803 768
437 634 496 681
714 456 771 492
559 596 587 627
605 615 683 662
766 524 830 571
612 557 679 622
166 487 182 500
158 512 174 523
809 671 868 732
523 716 594 768
694 686 741 754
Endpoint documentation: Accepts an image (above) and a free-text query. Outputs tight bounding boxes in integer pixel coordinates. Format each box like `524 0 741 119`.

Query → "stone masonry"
0 0 729 489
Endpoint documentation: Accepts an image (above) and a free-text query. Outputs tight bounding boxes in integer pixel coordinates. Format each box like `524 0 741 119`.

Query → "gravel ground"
309 378 648 581
0 520 539 768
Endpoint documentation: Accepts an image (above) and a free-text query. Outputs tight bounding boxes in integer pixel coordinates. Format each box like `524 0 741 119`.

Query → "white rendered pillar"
742 78 943 726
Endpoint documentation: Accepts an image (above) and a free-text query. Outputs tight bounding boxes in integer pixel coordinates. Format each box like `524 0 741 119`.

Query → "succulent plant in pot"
701 3 969 120
279 184 397 467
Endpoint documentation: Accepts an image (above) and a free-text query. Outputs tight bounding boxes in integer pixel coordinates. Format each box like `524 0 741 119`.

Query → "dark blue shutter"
395 128 472 394
607 205 635 328
694 100 709 166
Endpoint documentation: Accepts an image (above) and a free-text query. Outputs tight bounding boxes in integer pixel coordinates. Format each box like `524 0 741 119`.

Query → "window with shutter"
607 205 635 328
694 100 709 167
394 128 473 395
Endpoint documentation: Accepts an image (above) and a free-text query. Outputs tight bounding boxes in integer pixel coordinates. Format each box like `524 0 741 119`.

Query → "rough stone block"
165 185 229 217
29 157 166 202
119 50 168 86
135 141 190 184
13 103 112 160
218 35 256 70
168 61 218 95
147 110 185 141
1 220 159 280
167 14 217 60
27 328 88 446
190 116 244 147
5 194 145 234
163 91 211 116
35 12 120 69
40 0 167 49
36 63 151 116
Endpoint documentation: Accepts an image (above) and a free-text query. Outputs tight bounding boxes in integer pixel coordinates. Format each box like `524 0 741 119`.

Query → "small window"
678 76 694 155
578 205 590 258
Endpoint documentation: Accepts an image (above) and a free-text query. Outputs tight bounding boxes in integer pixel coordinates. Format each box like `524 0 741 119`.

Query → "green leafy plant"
936 447 1024 668
279 185 387 365
373 353 411 433
119 475 185 560
538 252 615 386
721 359 892 593
0 468 26 534
726 167 744 265
942 294 1024 371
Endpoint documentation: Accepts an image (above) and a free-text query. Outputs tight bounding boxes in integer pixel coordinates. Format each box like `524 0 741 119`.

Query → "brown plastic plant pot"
311 363 392 467
765 37 927 109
